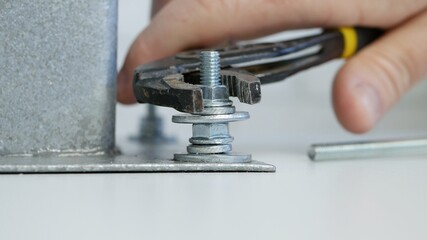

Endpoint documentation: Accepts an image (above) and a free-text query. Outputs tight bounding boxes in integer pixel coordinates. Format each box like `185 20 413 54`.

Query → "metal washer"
174 153 252 163
199 106 236 115
190 136 234 145
187 144 232 154
172 111 250 124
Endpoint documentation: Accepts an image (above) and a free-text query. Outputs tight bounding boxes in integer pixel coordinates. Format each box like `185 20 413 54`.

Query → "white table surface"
1 147 427 240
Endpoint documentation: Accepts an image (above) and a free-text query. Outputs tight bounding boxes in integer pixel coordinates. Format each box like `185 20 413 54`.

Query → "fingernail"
353 82 383 124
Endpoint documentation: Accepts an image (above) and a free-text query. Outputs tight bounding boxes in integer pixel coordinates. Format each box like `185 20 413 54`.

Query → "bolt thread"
200 51 221 86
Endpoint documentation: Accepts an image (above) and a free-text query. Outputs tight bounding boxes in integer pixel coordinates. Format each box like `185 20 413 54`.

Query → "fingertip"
117 69 137 104
333 64 384 133
117 33 154 105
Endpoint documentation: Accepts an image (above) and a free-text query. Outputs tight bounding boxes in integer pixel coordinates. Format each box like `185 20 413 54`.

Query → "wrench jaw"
133 68 263 114
133 73 204 114
220 69 261 105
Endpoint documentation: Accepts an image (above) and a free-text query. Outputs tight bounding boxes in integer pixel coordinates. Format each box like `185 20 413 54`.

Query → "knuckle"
131 34 153 62
363 48 415 100
190 0 238 42
193 0 218 15
193 0 239 19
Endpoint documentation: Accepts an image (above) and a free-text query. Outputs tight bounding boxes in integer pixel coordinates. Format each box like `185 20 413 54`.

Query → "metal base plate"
0 155 275 173
0 138 275 173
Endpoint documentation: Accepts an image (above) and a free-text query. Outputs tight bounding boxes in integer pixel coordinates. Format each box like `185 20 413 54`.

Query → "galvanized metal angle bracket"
0 155 276 173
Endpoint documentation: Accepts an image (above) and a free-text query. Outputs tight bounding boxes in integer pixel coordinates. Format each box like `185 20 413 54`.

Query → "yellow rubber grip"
339 27 358 58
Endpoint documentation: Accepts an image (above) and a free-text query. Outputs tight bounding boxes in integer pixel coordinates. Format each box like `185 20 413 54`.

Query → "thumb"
333 11 427 133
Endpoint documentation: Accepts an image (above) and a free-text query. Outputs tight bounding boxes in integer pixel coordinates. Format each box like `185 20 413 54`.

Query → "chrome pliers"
133 27 382 113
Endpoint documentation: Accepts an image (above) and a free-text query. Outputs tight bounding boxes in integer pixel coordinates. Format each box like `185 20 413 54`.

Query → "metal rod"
309 138 427 161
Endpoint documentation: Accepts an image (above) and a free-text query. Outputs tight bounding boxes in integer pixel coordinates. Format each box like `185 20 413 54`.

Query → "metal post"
0 0 117 156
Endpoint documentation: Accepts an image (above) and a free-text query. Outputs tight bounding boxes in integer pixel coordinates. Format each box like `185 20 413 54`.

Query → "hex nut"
192 123 230 139
199 85 229 101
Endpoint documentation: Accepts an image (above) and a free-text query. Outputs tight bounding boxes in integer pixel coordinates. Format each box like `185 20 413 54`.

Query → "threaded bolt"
200 51 221 86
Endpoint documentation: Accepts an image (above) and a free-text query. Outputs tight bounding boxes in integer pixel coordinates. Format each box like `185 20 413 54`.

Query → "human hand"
117 0 427 133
